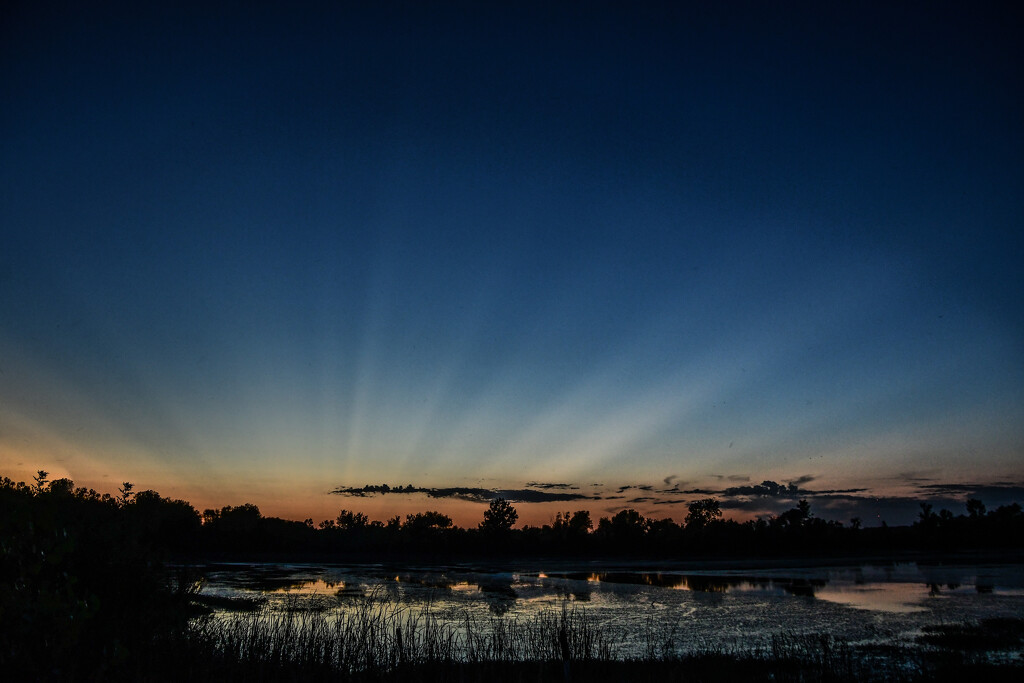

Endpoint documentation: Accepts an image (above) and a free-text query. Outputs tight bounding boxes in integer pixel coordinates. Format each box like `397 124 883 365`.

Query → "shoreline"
176 548 1024 573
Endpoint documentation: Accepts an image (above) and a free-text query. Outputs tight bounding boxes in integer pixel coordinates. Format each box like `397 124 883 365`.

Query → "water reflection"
541 572 828 597
203 564 329 592
479 580 518 615
815 583 931 613
194 561 1024 638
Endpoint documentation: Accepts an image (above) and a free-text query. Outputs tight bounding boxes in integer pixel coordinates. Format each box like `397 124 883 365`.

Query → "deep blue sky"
2 1 1022 524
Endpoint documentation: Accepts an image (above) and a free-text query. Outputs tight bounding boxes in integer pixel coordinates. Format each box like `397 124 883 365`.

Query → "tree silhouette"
684 498 722 529
599 509 649 546
918 502 935 523
32 469 48 494
776 499 812 528
481 497 518 534
554 510 592 537
48 477 74 496
118 481 135 507
336 509 369 530
403 511 453 533
568 510 592 534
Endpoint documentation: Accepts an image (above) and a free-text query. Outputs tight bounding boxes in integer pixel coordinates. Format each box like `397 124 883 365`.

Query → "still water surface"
197 561 1024 654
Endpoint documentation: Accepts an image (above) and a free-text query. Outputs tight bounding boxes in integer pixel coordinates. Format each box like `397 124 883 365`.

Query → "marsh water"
195 560 1024 656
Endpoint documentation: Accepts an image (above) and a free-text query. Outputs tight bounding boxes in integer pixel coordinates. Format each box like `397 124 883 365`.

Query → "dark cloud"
616 484 653 493
715 495 853 514
897 470 938 483
915 483 1024 503
800 493 875 502
809 487 1023 523
722 480 802 497
658 477 687 493
805 495 961 526
525 482 579 490
714 478 869 500
717 498 787 512
427 487 496 503
716 491 873 511
917 483 1017 493
331 484 423 497
627 497 655 503
332 484 596 504
496 489 597 503
715 488 1024 527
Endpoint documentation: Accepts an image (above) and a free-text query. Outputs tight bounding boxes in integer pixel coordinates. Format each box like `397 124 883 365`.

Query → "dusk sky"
2 1 1022 527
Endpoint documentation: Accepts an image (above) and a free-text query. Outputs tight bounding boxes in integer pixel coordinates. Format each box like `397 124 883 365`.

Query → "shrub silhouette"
0 476 196 679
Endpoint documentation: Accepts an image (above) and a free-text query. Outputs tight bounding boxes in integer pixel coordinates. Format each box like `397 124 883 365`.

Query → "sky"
2 1 1022 527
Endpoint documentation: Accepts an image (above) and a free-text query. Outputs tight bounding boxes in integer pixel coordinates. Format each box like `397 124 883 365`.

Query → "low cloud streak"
331 483 596 504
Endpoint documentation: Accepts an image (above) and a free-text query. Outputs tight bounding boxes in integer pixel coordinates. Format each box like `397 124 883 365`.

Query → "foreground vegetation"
165 597 1024 682
45 599 1024 681
3 470 1024 680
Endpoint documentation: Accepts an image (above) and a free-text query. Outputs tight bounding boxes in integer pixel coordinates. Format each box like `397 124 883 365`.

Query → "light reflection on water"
814 584 930 613
196 561 1024 652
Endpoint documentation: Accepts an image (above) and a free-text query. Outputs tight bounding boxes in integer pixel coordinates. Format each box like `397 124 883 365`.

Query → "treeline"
3 470 1023 563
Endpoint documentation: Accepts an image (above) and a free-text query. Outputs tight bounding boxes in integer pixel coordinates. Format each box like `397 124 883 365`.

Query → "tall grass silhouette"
171 593 999 682
187 596 612 675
